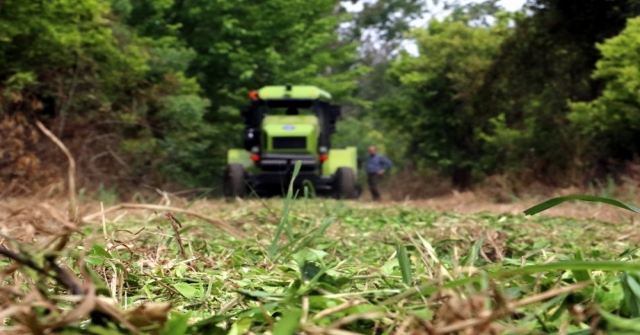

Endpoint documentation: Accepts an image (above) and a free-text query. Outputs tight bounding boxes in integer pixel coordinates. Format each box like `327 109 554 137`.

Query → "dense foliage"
379 0 640 189
378 13 513 189
0 0 365 193
4 0 640 194
568 16 640 169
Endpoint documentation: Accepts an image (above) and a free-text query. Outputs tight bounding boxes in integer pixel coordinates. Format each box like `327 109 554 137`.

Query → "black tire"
355 185 363 198
223 164 247 199
335 167 357 199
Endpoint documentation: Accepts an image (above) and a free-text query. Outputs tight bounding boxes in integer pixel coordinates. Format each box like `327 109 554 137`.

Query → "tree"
568 16 640 165
0 0 214 191
0 0 146 191
377 14 512 189
474 0 640 184
118 0 368 187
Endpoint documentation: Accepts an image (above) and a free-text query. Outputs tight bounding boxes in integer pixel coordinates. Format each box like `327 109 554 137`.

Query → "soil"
2 187 637 227
364 190 639 224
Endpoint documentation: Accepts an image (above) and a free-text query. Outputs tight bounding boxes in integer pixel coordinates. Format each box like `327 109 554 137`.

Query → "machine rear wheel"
335 167 357 199
223 164 247 199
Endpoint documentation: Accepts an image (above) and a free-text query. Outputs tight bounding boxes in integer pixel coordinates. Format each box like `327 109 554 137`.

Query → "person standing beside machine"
365 146 393 201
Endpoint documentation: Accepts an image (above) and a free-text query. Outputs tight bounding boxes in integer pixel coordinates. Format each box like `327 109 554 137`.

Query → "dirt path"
1 190 638 225
370 191 638 224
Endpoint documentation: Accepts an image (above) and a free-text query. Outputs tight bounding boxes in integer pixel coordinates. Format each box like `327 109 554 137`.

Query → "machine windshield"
262 105 315 116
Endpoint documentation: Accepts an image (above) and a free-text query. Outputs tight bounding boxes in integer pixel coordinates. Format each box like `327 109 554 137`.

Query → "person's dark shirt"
366 153 393 174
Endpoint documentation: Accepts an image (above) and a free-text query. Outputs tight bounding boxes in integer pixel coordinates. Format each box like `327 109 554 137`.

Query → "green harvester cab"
224 85 361 199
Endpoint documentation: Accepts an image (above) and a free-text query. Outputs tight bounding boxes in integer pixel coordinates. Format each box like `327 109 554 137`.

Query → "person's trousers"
367 173 380 201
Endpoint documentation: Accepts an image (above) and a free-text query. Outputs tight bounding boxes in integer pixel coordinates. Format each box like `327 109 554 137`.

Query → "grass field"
2 192 640 334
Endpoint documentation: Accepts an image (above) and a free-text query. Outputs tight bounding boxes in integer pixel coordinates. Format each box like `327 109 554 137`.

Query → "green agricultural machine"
223 85 361 199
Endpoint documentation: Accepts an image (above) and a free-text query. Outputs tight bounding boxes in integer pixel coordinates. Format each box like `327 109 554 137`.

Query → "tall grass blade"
302 179 316 198
268 160 302 260
396 242 413 286
598 307 640 331
571 250 592 282
461 235 485 267
620 272 640 318
524 195 640 216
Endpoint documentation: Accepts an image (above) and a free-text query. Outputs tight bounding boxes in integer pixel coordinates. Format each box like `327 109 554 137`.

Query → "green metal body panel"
227 146 358 177
262 115 319 154
227 149 253 169
322 146 358 176
258 85 332 100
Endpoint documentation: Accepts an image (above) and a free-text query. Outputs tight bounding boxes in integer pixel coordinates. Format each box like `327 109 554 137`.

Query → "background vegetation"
6 2 640 333
3 0 640 198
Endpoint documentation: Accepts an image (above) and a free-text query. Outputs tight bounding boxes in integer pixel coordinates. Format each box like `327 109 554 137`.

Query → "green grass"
3 194 640 334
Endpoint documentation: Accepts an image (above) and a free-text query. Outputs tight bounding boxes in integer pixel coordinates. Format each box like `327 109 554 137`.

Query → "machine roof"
256 85 332 101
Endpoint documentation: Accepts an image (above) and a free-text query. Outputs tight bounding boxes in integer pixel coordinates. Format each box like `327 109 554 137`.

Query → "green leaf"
90 244 112 259
161 312 192 335
85 256 105 266
409 308 434 320
228 316 253 335
300 261 322 281
380 259 398 276
292 248 327 268
173 283 199 299
524 195 640 216
272 308 302 335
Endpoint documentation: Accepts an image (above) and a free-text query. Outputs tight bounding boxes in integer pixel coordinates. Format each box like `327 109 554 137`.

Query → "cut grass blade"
81 203 245 239
10 190 640 334
496 261 640 279
276 216 337 262
524 195 640 216
383 260 640 305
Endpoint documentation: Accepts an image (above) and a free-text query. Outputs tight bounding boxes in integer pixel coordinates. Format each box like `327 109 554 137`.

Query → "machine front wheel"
223 164 247 199
334 167 358 200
